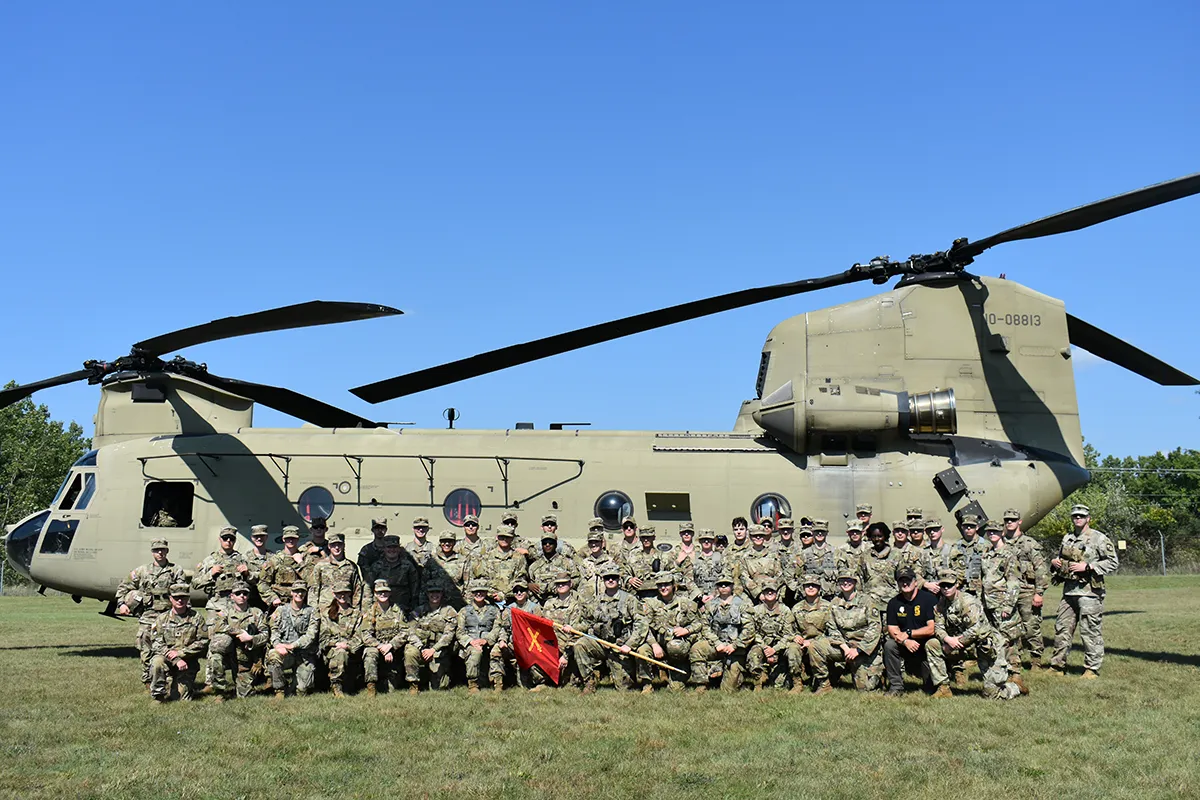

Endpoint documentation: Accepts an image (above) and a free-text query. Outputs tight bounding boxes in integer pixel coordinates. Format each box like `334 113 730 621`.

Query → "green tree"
1 386 90 587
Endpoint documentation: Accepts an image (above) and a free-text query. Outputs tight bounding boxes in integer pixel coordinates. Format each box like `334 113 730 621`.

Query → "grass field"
2 576 1199 800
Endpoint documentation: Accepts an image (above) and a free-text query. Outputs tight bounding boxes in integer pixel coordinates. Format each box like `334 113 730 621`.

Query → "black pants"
883 637 931 691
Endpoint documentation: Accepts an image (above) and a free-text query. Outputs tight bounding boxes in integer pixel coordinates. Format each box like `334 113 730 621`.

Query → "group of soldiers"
116 501 1118 702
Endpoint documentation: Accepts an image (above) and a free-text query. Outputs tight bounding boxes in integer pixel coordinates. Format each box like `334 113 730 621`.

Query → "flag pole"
553 621 687 676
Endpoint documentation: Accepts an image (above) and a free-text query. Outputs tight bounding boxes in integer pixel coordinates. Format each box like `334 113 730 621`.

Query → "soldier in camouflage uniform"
411 584 459 690
855 503 873 529
1004 508 1050 667
727 516 751 557
194 526 251 694
609 514 642 564
1050 504 1119 678
117 539 186 687
357 517 391 574
313 532 365 612
690 529 726 605
927 570 1026 700
266 581 320 697
745 578 794 690
320 581 367 696
407 516 434 570
361 579 422 696
891 520 927 585
540 514 576 559
244 525 274 609
456 578 504 693
738 525 783 603
787 574 832 692
579 527 619 600
811 571 882 693
922 519 955 594
773 517 798 564
589 563 646 691
148 583 209 702
695 572 752 691
307 516 331 556
366 534 422 613
979 519 1023 672
427 531 469 608
638 573 706 691
807 523 838 598
208 581 268 700
623 526 664 600
951 514 988 596
497 578 543 689
472 526 526 602
527 529 580 602
455 514 486 564
835 521 867 580
541 572 604 692
260 526 306 607
666 522 699 590
501 510 536 558
906 506 924 527
860 523 899 615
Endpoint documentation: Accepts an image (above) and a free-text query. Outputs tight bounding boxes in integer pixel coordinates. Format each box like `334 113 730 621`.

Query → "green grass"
2 576 1199 800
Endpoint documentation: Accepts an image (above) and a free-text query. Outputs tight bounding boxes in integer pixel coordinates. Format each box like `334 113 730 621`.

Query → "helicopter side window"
444 488 481 527
39 519 79 555
594 490 634 531
75 473 97 510
58 474 83 510
142 481 195 528
751 493 791 527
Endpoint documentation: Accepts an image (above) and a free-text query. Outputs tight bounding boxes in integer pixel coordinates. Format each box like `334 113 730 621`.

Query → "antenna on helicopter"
443 407 459 429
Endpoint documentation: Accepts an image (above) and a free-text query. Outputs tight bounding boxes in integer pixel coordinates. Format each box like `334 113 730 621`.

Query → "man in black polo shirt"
884 566 938 697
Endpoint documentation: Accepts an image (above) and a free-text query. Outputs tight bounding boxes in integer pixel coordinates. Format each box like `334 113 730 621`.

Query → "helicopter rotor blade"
352 265 895 403
0 369 95 410
186 370 383 428
134 301 403 357
1066 314 1198 386
956 172 1200 261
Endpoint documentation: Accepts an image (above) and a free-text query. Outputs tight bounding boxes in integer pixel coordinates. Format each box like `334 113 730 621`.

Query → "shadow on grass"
1106 646 1200 668
0 643 137 659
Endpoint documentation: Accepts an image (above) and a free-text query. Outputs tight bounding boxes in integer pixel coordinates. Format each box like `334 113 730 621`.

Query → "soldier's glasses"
219 535 236 541
231 591 249 596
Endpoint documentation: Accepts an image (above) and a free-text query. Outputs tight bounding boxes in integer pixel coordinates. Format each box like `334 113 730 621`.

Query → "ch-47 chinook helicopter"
4 173 1199 610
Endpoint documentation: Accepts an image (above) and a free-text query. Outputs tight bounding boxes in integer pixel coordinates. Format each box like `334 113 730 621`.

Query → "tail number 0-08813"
987 312 1041 326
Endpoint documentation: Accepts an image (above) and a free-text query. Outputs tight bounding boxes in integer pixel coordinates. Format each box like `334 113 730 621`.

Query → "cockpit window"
76 473 97 510
74 449 98 468
58 474 83 510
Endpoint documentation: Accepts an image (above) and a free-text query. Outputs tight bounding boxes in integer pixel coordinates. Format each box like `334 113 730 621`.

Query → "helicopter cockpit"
4 449 98 579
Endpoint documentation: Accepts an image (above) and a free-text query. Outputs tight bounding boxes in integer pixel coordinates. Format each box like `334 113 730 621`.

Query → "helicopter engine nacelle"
752 380 955 452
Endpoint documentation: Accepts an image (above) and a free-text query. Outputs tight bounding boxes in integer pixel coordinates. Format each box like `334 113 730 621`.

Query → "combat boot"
954 672 969 689
408 685 420 696
366 682 377 698
582 677 597 695
1081 668 1099 680
932 685 953 699
813 681 833 696
467 680 480 695
1011 675 1030 695
1048 664 1066 677
274 690 286 700
753 673 767 693
693 685 706 695
331 685 345 698
494 682 505 695
640 684 654 695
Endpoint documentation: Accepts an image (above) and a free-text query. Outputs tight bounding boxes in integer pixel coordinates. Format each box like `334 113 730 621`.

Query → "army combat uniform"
410 592 460 690
320 598 367 696
116 549 185 685
361 585 423 693
589 579 646 691
811 584 882 692
787 582 832 689
927 575 1023 700
1009 532 1050 664
1050 516 1119 674
638 577 707 689
456 583 504 690
695 591 753 690
266 595 321 695
210 593 269 699
745 590 795 689
979 535 1023 672
148 588 209 701
541 583 604 690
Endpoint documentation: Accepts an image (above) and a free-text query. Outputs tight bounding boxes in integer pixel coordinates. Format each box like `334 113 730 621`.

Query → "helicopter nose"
4 509 48 581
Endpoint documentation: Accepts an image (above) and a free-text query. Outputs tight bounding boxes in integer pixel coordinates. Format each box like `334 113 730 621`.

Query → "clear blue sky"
3 2 1197 458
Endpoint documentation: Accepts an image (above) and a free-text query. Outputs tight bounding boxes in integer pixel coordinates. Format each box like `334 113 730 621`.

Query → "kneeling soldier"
412 584 459 690
590 563 647 692
541 571 604 692
927 570 1027 700
209 581 268 700
746 578 794 690
321 580 367 697
638 572 706 692
149 583 208 702
456 578 503 693
787 574 832 692
696 572 752 691
811 571 882 693
362 579 421 696
266 581 320 697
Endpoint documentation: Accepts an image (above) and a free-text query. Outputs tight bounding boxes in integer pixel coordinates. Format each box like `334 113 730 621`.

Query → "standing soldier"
456 514 486 564
501 510 534 557
610 515 642 563
774 518 798 562
855 503 874 528
744 578 794 690
425 531 469 608
266 581 320 698
808 522 837 598
541 572 603 693
361 579 421 697
1049 504 1119 679
472 526 526 602
690 529 726 605
1004 508 1050 668
194 526 251 696
860 523 899 616
526 528 580 602
811 571 882 694
116 538 185 689
357 518 391 574
590 563 646 692
738 525 782 602
260 526 306 608
313 531 364 612
209 581 268 701
906 507 924 527
540 514 575 558
835 520 868 579
951 514 988 596
456 578 504 694
578 527 615 600
320 581 367 697
695 573 752 691
623 526 663 600
667 522 699 589
787 574 832 692
727 517 751 557
148 583 209 703
408 516 434 569
366 534 422 613
979 519 1023 674
926 570 1026 700
638 573 706 692
244 524 274 608
923 519 955 593
497 578 543 689
411 584 459 690
891 521 926 582
307 517 331 557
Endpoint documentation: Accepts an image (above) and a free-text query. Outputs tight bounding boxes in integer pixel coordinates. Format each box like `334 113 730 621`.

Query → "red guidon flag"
510 607 561 685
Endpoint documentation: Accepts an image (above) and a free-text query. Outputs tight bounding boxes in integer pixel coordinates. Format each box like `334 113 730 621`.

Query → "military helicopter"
4 173 1198 609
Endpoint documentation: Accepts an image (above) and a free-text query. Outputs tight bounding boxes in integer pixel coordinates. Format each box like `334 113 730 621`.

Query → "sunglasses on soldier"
231 590 249 597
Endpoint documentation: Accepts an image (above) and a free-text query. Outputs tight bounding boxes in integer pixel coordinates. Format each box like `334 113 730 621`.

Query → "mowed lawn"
2 576 1198 800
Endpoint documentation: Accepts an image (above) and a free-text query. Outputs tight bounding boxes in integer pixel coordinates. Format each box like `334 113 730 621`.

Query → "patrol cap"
327 532 346 544
169 583 191 597
497 525 516 539
373 579 391 593
332 580 353 594
539 530 559 541
697 528 716 540
813 526 828 537
466 578 490 593
219 525 238 536
425 582 446 594
231 581 251 594
924 518 943 529
855 503 873 514
599 563 622 579
588 517 605 531
620 515 638 527
383 534 401 546
801 573 823 587
502 511 519 524
412 516 430 528
463 514 480 526
836 571 859 583
150 539 169 550
958 514 980 527
654 571 676 586
372 517 389 528
510 577 529 591
250 525 269 536
748 524 766 535
281 526 301 539
714 572 734 586
638 526 656 538
894 566 918 584
439 530 458 542
812 519 829 533
845 520 862 532
798 526 815 538
759 578 780 593
776 518 794 530
552 571 572 585
892 520 909 531
586 529 605 542
1002 508 1022 521
938 570 963 586
906 506 923 519
984 519 1004 534
290 581 308 593
541 514 558 526
678 521 695 534
1070 504 1091 516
